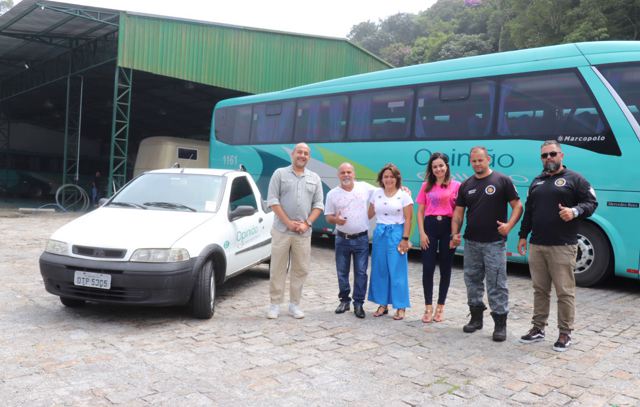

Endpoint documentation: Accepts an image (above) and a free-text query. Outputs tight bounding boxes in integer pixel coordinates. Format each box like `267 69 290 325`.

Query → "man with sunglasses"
517 140 598 352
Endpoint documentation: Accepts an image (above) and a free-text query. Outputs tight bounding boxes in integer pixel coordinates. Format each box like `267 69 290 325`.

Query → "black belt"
337 230 368 239
426 215 451 221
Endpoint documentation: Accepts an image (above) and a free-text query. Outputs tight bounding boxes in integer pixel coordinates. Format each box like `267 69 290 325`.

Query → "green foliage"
0 0 14 15
347 0 640 67
435 34 494 60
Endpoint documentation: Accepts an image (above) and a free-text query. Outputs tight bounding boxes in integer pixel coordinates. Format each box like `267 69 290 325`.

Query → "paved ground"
1 211 639 406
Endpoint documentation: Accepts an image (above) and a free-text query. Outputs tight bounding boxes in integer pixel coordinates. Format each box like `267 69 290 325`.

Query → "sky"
15 0 438 38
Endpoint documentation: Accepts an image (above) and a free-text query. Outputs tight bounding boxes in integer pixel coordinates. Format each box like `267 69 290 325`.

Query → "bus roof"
215 41 640 108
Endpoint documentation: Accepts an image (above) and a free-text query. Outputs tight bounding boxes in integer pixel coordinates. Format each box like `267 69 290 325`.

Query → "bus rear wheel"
574 222 611 287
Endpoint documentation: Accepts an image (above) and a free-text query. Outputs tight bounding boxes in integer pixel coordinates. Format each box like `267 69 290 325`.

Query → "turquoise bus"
210 41 640 287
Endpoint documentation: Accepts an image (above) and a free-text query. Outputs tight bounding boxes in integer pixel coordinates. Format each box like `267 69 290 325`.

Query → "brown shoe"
421 305 433 323
433 304 445 322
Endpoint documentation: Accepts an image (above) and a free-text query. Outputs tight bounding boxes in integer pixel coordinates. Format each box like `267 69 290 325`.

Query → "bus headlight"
130 248 190 263
45 239 69 255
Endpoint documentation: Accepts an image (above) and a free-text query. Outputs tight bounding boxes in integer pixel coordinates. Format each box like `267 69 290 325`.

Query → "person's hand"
496 220 511 237
450 233 461 249
517 238 528 256
558 204 575 222
287 220 300 232
420 232 430 250
297 221 310 234
401 185 412 197
335 211 347 226
397 239 411 255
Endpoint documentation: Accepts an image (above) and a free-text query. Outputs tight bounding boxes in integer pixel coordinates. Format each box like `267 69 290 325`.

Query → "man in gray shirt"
266 143 324 319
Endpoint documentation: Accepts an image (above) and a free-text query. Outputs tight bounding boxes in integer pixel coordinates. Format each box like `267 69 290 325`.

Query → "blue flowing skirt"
367 223 410 308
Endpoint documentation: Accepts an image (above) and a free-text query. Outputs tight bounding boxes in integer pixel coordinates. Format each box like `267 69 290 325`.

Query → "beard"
340 177 353 187
544 161 561 173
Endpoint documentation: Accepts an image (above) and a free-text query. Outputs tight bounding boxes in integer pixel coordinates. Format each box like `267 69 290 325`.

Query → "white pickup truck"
39 168 273 319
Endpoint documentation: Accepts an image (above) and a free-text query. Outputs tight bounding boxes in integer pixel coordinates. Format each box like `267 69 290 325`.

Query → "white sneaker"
288 303 304 319
266 304 279 319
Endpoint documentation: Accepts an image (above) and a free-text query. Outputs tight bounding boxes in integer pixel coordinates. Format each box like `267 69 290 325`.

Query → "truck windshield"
111 173 223 213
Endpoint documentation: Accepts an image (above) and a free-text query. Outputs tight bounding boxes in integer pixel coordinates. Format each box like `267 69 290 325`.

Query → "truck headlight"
130 248 190 263
45 239 69 255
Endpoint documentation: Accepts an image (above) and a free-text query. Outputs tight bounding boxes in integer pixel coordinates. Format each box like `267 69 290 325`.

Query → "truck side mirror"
229 205 256 221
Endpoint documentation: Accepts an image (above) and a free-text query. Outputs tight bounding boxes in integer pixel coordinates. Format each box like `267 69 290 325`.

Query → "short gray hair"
542 140 562 150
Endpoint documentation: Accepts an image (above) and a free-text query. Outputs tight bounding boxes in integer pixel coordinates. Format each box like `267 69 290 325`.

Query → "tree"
348 21 378 44
379 42 413 67
347 21 394 56
434 33 494 60
407 33 451 64
380 13 423 44
601 0 640 40
347 0 640 67
0 0 14 15
563 0 609 43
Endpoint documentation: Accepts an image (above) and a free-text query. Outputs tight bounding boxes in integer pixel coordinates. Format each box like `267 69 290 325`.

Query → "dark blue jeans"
335 234 369 305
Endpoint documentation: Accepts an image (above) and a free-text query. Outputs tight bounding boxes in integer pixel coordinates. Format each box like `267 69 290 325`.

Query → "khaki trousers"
528 244 578 334
269 228 311 305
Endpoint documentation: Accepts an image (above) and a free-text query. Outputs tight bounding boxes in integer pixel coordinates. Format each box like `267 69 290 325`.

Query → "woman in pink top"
416 152 460 323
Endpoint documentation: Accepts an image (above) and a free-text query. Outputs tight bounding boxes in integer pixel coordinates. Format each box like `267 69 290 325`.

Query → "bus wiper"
143 201 196 212
108 201 147 209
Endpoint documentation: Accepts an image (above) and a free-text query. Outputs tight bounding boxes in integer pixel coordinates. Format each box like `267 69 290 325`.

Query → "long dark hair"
424 152 451 193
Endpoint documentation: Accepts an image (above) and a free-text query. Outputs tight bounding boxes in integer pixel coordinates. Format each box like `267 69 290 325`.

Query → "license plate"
74 271 111 289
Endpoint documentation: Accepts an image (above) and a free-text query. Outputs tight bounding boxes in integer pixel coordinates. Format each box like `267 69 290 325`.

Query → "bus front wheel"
574 222 612 287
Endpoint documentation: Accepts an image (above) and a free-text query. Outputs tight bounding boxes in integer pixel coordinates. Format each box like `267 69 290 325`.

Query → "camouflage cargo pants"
463 239 509 314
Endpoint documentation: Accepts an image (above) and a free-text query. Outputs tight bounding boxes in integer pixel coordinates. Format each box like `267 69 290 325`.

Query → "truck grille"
72 245 126 259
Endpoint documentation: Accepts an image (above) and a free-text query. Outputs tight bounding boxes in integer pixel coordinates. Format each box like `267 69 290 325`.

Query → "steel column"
0 110 8 196
61 74 84 208
107 66 132 196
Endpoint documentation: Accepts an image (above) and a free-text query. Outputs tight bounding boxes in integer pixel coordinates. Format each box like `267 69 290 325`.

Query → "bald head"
337 162 355 190
291 143 311 170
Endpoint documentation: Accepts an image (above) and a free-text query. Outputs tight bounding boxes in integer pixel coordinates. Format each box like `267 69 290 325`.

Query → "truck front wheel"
190 259 216 319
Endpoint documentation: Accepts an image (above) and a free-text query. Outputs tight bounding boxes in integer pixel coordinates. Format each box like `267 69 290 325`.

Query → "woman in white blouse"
367 163 413 320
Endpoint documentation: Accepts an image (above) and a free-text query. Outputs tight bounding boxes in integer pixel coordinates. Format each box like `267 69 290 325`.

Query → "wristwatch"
571 207 579 218
305 219 313 227
402 236 409 241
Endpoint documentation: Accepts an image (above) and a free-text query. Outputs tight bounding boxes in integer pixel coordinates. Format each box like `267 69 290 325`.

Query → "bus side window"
415 80 495 140
348 88 413 141
497 72 607 139
214 106 251 145
251 101 295 144
294 95 347 142
598 62 640 123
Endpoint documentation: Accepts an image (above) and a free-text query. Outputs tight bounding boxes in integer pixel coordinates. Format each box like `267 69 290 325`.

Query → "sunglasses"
540 151 559 159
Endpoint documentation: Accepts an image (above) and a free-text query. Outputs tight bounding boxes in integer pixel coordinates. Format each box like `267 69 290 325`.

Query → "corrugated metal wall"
117 13 390 94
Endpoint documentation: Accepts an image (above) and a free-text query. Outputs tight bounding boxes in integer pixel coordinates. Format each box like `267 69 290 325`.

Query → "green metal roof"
117 13 391 94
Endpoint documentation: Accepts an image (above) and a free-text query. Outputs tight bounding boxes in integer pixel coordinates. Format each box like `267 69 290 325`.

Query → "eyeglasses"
540 151 559 159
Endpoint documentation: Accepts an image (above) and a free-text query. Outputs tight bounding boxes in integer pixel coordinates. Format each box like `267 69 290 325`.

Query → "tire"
574 222 612 287
60 297 85 307
190 259 216 319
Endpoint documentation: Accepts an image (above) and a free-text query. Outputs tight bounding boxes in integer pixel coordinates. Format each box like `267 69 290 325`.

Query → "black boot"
491 312 508 342
463 305 486 333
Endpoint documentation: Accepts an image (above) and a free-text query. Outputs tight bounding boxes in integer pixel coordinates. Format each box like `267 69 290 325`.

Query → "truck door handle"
259 217 263 223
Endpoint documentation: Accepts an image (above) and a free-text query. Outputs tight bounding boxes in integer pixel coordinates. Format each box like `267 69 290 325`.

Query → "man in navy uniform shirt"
518 140 597 352
451 146 522 342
